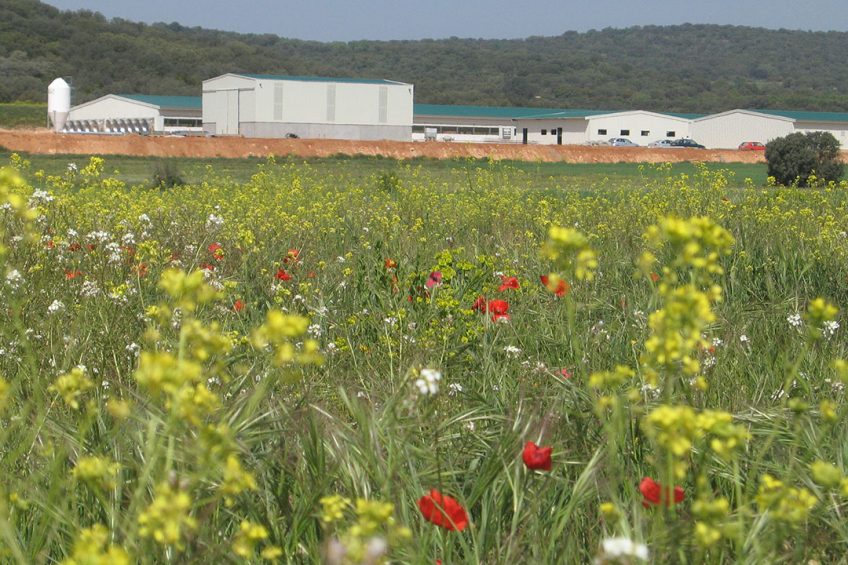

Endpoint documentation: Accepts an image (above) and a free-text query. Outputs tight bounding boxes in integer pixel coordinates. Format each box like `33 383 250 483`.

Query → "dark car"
670 138 706 149
738 141 765 151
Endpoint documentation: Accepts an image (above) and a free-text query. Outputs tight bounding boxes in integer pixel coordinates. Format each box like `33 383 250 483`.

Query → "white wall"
692 112 794 149
516 119 588 145
794 121 848 147
586 113 690 145
69 97 161 128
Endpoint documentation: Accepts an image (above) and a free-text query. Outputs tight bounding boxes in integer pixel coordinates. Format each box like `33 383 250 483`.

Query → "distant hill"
4 0 848 113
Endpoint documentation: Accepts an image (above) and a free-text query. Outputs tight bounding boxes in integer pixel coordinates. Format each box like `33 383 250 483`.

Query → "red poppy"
274 269 292 282
559 367 572 379
46 240 55 250
425 271 443 289
384 258 398 270
284 248 300 264
200 263 215 271
307 271 317 279
540 275 570 298
65 270 82 280
68 242 82 252
640 477 684 508
208 242 224 261
471 295 487 312
487 299 510 322
650 272 661 283
134 262 149 278
498 275 520 292
233 299 245 312
87 244 96 252
418 490 469 532
522 441 553 471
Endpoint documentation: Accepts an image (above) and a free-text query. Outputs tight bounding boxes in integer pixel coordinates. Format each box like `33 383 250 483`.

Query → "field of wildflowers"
1 153 848 563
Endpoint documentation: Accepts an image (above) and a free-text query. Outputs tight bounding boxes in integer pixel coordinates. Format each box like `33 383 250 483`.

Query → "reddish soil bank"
0 128 772 164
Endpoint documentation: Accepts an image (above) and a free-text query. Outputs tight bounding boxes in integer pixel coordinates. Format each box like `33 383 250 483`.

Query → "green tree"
765 131 843 187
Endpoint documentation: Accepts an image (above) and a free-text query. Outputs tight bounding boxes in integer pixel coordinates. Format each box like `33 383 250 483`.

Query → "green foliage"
150 159 185 189
5 0 848 113
0 102 46 128
765 131 844 187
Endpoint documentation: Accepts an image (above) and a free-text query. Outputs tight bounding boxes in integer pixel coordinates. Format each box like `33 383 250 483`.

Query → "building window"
541 129 547 135
641 130 650 136
666 131 676 137
620 129 630 136
598 129 607 135
164 118 202 127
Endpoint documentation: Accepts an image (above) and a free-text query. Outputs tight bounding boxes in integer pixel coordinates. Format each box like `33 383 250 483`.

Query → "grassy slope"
0 102 46 128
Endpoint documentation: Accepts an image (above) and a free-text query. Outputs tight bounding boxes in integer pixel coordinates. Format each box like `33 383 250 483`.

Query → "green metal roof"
119 94 201 109
754 109 848 123
414 103 607 119
666 112 705 120
237 74 402 85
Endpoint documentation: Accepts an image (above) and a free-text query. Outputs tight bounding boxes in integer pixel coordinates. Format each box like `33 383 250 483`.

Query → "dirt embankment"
0 128 771 164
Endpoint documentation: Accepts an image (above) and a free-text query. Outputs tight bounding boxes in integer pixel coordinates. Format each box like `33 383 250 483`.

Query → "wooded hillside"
3 0 848 113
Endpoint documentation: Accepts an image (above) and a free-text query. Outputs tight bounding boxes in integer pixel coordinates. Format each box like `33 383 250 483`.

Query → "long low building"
65 94 202 134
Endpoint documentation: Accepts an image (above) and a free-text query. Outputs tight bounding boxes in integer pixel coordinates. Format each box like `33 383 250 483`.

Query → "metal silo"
48 78 71 132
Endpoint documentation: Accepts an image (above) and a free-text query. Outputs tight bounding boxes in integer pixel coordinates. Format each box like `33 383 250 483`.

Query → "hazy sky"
42 0 847 42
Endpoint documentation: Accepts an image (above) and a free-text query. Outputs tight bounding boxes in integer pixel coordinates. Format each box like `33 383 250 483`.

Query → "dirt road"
0 129 769 164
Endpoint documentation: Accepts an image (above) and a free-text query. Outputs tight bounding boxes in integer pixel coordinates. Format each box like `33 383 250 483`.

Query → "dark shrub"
765 131 843 187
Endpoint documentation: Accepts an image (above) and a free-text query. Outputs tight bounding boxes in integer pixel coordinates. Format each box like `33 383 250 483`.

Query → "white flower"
711 337 724 348
30 189 54 204
138 213 151 224
80 280 100 297
47 300 65 314
86 230 110 243
307 324 322 338
739 334 749 344
823 320 840 339
206 213 224 230
5 269 24 289
67 162 78 172
415 368 442 396
503 345 522 357
383 316 398 327
448 382 464 396
787 313 802 328
597 537 649 562
125 342 140 357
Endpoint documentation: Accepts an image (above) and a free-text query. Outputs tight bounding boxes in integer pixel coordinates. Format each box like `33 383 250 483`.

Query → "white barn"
585 111 695 145
202 73 413 140
65 94 202 134
691 110 795 149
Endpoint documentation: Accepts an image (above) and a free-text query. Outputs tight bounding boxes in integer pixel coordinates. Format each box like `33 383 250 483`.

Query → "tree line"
4 0 848 114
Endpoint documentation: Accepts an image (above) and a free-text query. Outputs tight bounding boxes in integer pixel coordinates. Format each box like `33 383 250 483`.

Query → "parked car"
738 141 765 151
670 138 706 149
648 139 675 148
609 137 639 147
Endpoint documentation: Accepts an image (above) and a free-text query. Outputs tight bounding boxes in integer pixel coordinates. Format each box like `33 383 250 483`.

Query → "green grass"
2 151 769 188
0 102 47 129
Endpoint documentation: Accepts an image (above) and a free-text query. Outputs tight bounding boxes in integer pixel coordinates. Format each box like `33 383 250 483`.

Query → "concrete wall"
692 112 794 149
586 113 690 145
239 122 412 141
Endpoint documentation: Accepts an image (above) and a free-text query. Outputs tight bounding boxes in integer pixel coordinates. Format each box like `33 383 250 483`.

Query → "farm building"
412 104 579 143
202 74 413 140
64 94 202 134
691 110 795 149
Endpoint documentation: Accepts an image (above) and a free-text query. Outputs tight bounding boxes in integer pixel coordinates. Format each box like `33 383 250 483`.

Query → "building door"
557 128 563 145
522 128 528 144
225 90 239 135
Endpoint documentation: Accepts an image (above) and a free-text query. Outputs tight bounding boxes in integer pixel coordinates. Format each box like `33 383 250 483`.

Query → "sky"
42 0 848 42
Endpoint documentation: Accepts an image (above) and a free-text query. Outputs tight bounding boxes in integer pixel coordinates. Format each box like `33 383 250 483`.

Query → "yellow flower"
221 454 257 506
232 520 269 558
72 456 120 490
49 367 93 410
138 483 197 550
60 524 130 565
